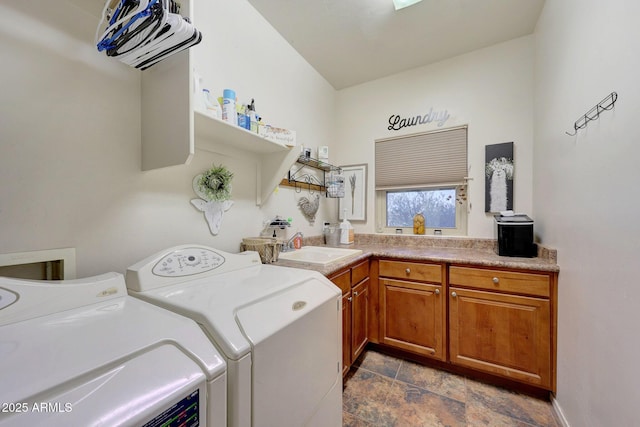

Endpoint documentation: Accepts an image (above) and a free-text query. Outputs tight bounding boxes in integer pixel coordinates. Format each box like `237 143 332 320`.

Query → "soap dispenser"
339 209 354 245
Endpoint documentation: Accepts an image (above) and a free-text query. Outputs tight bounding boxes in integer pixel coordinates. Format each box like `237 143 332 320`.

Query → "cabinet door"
351 278 369 362
380 279 445 360
342 292 352 376
330 269 351 295
449 287 551 388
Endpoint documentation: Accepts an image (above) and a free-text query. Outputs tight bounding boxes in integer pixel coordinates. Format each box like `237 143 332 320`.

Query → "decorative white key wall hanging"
191 164 234 235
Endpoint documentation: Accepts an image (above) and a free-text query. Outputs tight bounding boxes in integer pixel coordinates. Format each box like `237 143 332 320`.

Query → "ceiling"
247 0 546 89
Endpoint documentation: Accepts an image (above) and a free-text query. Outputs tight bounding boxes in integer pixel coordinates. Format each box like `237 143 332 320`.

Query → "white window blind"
375 126 467 190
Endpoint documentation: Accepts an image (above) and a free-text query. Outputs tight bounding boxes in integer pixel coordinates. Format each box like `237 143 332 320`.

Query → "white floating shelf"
194 111 291 154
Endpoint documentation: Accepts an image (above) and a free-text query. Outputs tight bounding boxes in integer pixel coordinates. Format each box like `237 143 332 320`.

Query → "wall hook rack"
566 92 618 136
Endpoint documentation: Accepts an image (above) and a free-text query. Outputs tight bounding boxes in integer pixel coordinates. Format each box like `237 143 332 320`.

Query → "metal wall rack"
566 92 618 136
279 156 341 195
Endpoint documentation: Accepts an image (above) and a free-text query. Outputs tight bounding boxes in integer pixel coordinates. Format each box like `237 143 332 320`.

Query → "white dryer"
0 272 226 427
125 245 342 427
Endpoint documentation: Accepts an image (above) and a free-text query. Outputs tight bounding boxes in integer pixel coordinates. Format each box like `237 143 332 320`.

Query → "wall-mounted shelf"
193 112 297 205
194 111 291 154
138 0 299 206
295 157 336 171
279 178 327 193
280 156 341 194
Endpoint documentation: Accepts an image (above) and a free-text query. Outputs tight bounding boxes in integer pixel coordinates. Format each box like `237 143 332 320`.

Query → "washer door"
0 345 207 427
236 279 341 426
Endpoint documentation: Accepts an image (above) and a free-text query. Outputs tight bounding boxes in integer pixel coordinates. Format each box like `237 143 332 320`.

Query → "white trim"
376 181 465 191
375 186 468 236
551 396 570 427
375 124 468 143
0 248 76 279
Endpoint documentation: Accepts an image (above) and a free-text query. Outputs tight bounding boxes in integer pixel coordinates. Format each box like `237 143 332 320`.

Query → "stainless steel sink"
278 246 362 265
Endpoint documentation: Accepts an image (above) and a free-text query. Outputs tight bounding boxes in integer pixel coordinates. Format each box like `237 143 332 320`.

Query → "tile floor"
343 350 559 427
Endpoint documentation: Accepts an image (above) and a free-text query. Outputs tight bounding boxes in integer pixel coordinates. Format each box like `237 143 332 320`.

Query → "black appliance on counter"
494 214 537 257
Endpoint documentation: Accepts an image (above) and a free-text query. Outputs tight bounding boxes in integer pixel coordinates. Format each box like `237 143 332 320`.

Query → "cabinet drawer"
351 260 369 285
449 266 550 297
379 260 442 283
330 269 351 294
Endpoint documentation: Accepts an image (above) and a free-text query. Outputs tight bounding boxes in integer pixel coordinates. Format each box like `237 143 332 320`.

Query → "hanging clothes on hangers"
95 0 201 70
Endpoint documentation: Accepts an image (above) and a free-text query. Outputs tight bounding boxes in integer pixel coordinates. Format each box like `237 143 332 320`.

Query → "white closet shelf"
194 111 291 154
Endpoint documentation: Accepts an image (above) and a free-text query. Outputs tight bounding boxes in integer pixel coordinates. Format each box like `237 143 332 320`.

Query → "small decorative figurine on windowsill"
413 212 425 235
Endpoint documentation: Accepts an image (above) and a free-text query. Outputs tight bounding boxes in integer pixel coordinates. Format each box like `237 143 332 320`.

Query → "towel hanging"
96 0 202 70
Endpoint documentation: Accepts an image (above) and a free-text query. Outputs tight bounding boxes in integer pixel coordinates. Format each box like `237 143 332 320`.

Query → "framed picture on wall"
485 142 514 213
338 164 367 221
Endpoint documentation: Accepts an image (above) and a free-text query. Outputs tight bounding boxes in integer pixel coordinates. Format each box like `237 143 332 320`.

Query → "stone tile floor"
343 350 559 427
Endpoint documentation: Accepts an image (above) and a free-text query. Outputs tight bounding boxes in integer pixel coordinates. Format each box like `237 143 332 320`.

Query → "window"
375 126 468 235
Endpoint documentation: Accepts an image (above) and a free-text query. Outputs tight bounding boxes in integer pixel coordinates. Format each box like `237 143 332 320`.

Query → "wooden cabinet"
326 254 558 391
448 265 556 390
378 260 446 361
330 260 370 375
373 260 557 391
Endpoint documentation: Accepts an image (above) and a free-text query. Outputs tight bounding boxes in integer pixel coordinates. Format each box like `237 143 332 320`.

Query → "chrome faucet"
282 232 303 252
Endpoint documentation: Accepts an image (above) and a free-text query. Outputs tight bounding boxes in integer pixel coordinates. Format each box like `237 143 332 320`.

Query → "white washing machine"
125 244 342 427
0 272 226 427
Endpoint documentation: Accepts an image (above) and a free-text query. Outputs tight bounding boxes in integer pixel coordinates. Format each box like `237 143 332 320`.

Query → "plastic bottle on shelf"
193 71 207 113
237 103 247 129
202 89 221 119
237 103 251 130
243 105 251 130
248 99 259 133
222 89 237 125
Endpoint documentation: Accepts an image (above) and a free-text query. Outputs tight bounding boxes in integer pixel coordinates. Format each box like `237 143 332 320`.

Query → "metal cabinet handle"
492 277 500 284
434 289 440 295
348 297 352 302
353 291 358 297
451 291 457 297
405 268 411 274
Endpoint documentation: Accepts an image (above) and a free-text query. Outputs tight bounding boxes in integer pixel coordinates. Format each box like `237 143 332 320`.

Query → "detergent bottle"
339 209 354 245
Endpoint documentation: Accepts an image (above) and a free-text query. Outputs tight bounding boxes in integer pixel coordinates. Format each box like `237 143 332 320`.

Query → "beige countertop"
273 235 559 277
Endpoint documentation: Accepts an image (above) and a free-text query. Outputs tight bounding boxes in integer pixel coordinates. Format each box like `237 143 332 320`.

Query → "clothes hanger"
106 1 166 57
135 20 201 69
96 0 202 69
122 5 201 69
96 0 158 52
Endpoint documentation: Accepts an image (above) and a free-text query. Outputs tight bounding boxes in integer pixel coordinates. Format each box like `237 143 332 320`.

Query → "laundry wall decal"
387 108 450 131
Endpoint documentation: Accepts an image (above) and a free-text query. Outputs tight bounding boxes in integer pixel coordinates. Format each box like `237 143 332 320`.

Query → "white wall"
0 0 336 277
334 36 535 238
534 1 640 426
5 1 640 424
190 0 338 236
